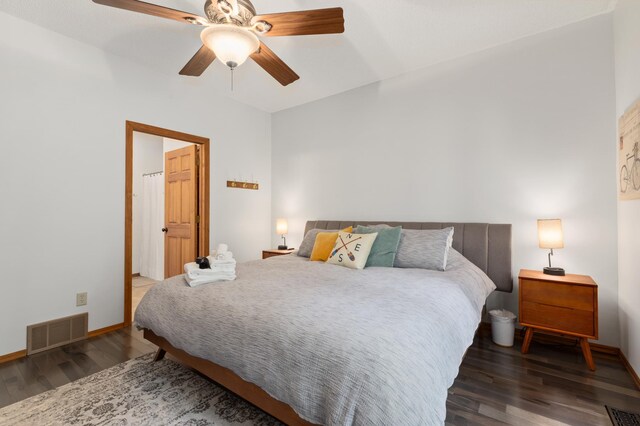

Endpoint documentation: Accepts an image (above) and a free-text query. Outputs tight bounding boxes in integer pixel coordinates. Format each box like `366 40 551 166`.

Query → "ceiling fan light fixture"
184 16 207 25
252 20 272 34
201 24 259 69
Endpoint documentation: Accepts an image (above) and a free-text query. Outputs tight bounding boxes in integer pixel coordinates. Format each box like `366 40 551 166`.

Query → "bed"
135 221 512 425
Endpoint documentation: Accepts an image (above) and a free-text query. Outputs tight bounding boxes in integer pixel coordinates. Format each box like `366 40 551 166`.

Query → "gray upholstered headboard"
304 220 513 292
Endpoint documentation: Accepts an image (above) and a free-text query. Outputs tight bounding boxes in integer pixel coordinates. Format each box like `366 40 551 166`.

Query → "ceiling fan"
92 0 345 86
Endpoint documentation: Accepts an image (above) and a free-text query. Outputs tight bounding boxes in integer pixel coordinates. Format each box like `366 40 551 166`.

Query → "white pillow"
326 231 378 270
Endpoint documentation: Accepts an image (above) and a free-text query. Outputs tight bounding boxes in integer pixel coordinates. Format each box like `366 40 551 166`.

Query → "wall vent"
26 313 88 355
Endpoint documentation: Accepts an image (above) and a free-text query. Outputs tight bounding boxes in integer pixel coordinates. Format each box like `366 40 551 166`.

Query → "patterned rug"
0 353 282 425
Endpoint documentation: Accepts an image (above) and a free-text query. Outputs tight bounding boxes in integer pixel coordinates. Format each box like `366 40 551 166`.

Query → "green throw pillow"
354 225 402 267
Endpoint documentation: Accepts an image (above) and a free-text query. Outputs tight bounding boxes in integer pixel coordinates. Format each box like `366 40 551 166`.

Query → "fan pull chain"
230 67 234 91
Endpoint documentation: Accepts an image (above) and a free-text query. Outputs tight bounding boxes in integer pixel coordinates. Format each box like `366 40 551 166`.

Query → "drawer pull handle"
537 302 573 310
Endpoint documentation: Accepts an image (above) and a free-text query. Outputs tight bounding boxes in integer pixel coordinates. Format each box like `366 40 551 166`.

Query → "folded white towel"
185 260 236 273
183 259 236 287
185 272 236 287
184 262 199 273
187 265 235 277
206 255 236 265
209 251 234 261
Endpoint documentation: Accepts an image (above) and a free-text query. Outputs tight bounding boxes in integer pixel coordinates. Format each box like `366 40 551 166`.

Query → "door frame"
124 121 210 326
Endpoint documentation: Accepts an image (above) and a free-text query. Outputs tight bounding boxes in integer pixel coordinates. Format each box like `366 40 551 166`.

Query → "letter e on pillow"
327 231 378 270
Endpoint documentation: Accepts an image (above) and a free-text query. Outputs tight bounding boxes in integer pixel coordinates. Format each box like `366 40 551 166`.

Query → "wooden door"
164 145 198 278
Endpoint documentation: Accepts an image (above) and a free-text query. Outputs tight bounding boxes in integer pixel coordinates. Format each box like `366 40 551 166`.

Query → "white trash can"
489 309 516 347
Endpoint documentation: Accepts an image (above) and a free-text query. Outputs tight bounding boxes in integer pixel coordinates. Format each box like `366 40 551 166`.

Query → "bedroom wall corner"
614 0 640 377
0 11 272 357
271 14 619 346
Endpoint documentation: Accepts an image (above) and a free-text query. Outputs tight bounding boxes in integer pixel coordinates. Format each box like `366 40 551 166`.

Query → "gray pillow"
354 225 402 267
394 227 454 271
297 228 338 258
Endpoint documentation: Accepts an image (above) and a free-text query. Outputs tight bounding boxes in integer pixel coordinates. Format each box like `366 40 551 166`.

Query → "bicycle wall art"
618 100 640 200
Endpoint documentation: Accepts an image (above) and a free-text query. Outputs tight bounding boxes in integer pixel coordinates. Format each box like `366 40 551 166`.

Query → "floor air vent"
27 313 88 355
606 406 640 426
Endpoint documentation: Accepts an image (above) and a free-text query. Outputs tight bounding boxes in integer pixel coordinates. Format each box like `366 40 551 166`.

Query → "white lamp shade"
200 24 259 68
537 219 564 249
276 219 288 235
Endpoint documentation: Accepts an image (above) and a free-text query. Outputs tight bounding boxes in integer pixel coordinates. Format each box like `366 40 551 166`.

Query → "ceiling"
0 0 616 112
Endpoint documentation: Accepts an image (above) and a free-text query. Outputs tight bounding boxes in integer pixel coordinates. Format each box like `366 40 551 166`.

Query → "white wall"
0 11 271 355
161 135 269 258
132 132 164 275
272 15 619 345
614 0 640 374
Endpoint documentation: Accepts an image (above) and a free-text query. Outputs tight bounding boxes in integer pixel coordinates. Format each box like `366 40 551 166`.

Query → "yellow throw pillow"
310 227 353 261
326 231 378 269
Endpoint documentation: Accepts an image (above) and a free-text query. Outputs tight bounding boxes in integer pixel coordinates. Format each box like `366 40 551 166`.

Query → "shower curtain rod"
143 170 163 177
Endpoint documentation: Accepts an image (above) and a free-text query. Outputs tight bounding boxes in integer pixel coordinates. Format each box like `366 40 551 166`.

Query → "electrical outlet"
76 292 87 306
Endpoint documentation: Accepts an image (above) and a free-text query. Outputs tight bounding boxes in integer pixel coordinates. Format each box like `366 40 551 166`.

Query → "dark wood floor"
0 326 155 410
1 326 638 425
447 330 640 425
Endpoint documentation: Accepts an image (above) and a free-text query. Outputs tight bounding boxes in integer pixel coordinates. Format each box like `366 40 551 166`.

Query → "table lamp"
537 219 565 276
276 218 288 250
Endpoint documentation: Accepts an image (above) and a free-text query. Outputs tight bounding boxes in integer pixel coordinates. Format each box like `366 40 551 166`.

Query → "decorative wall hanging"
619 99 640 200
227 180 259 190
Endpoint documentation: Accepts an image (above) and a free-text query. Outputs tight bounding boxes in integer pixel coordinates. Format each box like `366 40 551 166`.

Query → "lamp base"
277 245 288 250
543 266 565 276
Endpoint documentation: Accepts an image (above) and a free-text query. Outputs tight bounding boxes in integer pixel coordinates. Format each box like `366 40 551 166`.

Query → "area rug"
0 353 282 425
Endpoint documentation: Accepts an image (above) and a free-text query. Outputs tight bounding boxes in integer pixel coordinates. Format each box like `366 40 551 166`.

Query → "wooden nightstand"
518 269 598 370
262 249 295 259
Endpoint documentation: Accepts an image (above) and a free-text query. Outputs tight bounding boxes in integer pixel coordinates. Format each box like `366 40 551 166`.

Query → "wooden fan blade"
252 8 344 37
92 0 208 25
250 43 299 86
179 45 216 76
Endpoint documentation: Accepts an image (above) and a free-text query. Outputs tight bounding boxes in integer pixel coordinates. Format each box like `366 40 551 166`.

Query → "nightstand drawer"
520 279 594 311
518 269 599 369
521 301 595 337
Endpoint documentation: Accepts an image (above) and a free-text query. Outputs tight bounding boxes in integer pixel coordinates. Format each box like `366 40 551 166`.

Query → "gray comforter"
135 250 495 425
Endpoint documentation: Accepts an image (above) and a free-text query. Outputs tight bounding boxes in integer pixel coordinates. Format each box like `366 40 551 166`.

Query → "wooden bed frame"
144 328 316 425
143 220 512 425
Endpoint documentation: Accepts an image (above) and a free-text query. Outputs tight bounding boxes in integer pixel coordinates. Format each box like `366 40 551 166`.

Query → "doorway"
125 121 210 326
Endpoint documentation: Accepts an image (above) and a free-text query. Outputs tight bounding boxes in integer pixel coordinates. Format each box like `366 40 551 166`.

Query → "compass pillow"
326 231 378 270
